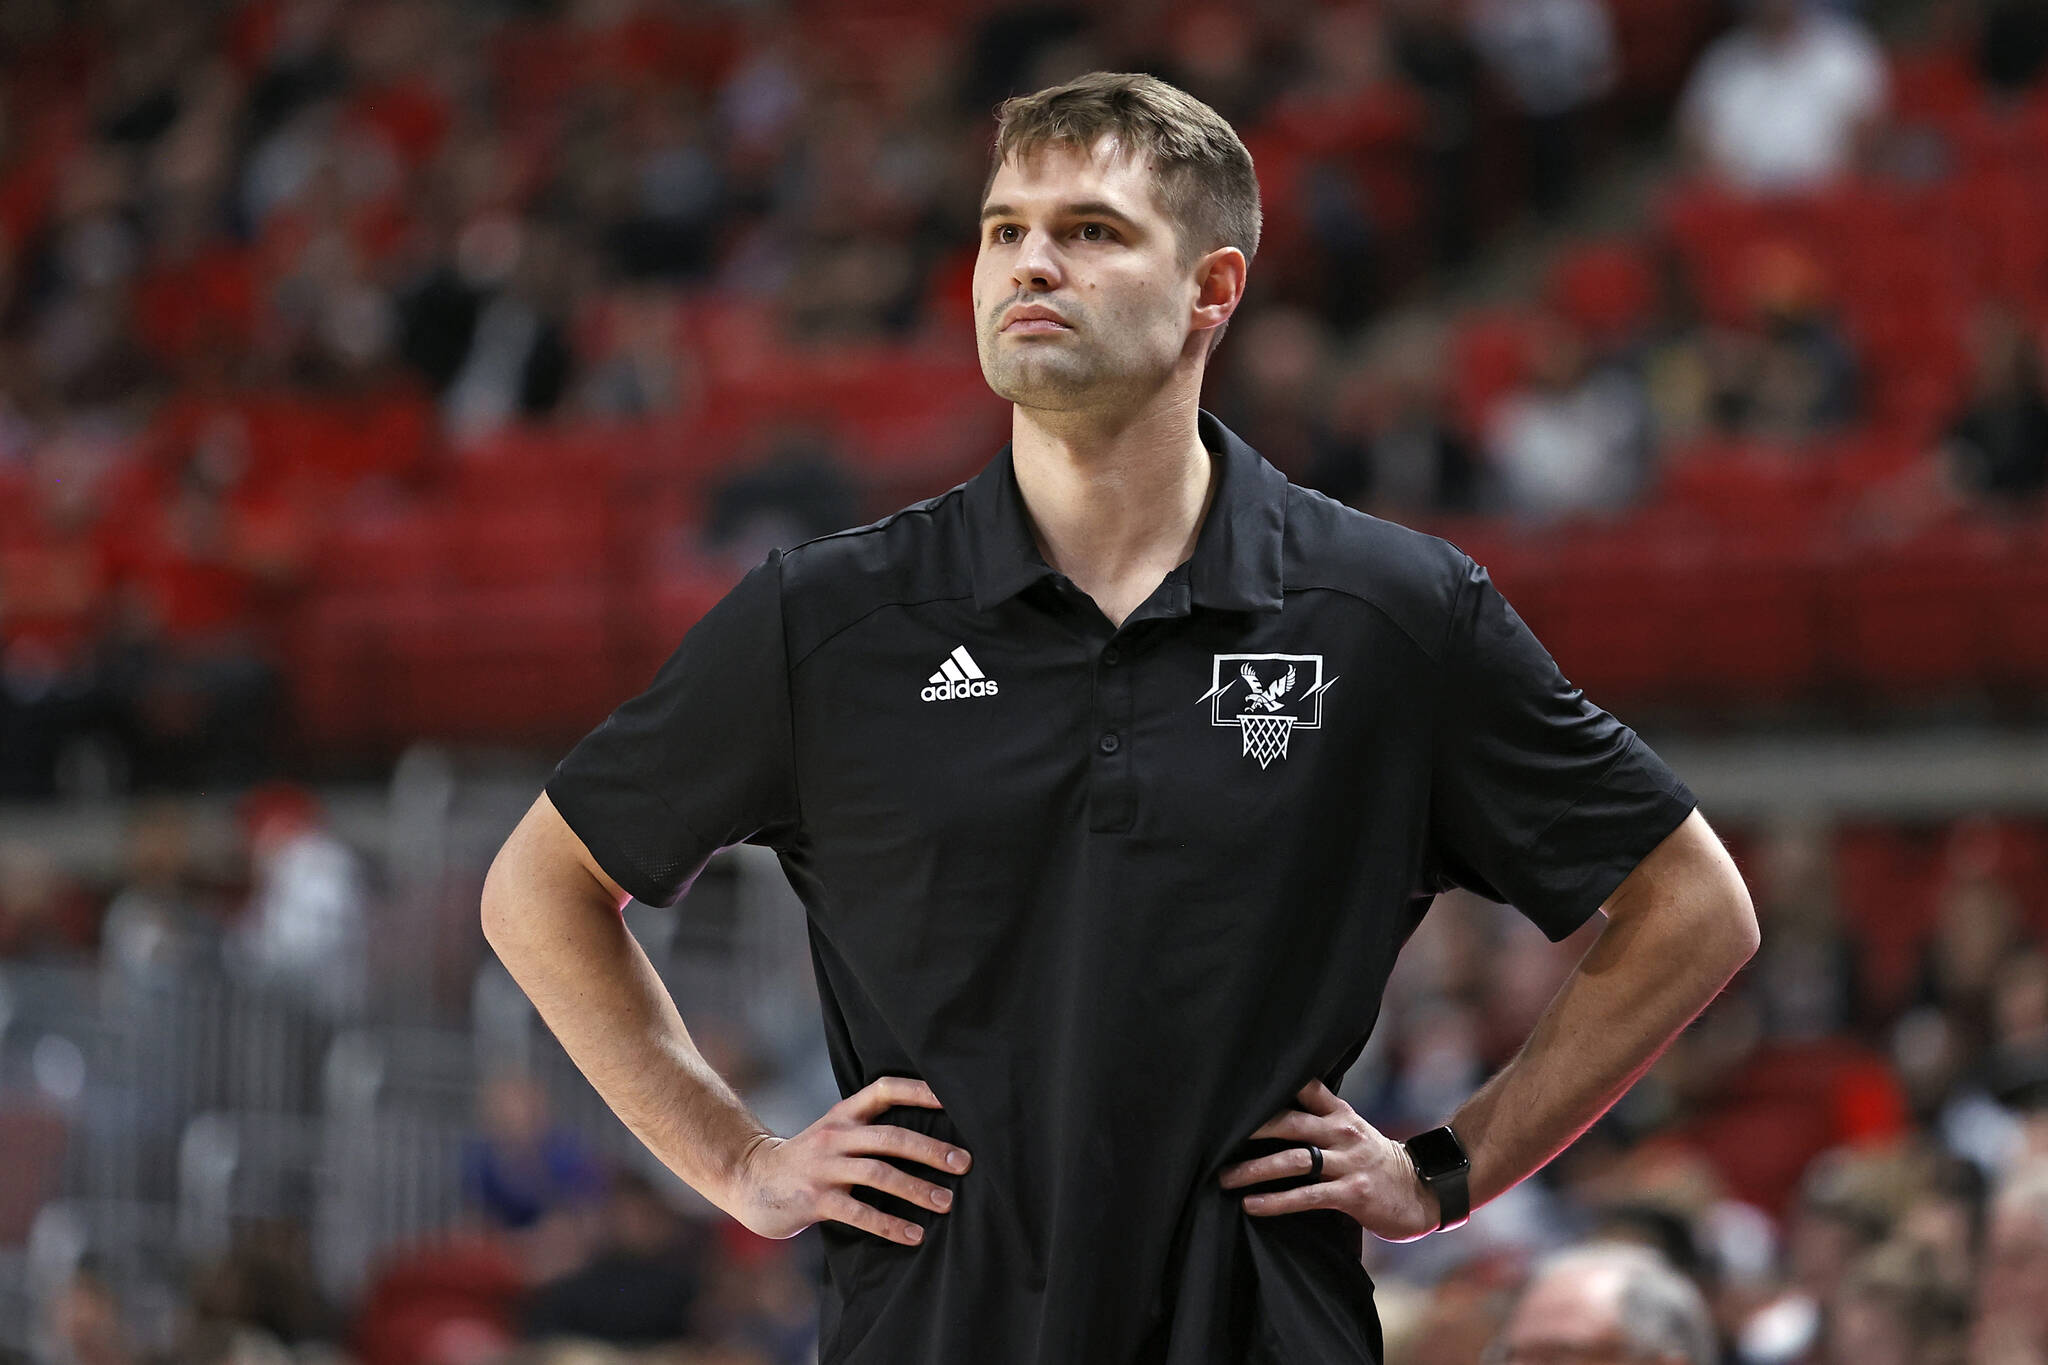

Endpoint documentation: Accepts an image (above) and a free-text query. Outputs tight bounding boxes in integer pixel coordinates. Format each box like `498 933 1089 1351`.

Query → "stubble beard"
985 330 1098 408
983 325 1169 415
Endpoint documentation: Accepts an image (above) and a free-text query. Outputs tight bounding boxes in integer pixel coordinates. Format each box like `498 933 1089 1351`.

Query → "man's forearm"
480 836 771 1209
1448 875 1757 1211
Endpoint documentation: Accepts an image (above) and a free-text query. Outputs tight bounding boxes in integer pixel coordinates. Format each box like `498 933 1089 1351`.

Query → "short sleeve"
1422 556 1698 940
544 550 800 907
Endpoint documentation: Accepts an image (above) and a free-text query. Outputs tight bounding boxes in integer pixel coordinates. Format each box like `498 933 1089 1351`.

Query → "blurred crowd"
5 779 2048 1363
1357 815 2048 1365
4 0 2045 792
2 782 833 1365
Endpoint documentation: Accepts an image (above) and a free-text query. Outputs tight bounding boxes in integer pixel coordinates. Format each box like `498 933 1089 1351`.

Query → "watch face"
1406 1126 1470 1178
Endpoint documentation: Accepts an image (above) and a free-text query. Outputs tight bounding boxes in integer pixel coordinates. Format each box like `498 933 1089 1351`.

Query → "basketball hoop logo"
1198 653 1338 769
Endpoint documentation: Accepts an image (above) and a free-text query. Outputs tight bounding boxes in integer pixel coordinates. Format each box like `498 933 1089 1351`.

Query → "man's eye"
988 224 1117 243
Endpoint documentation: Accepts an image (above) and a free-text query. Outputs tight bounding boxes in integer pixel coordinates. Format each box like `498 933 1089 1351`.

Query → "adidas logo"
922 646 1001 701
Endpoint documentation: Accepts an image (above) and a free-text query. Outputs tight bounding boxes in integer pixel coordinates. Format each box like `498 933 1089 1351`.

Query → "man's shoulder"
774 483 977 664
1281 482 1472 662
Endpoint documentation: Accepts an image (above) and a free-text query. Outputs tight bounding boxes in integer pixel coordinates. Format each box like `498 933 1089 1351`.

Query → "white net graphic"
1237 713 1296 769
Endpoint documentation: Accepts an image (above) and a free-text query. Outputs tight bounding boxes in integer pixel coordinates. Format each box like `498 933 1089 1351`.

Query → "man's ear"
1191 245 1248 355
1195 245 1247 322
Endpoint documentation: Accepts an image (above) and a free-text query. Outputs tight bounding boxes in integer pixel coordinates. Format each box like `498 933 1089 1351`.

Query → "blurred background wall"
2 0 2047 1361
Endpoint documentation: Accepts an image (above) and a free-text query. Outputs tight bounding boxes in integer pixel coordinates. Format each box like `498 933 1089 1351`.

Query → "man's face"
1488 1267 1635 1365
974 135 1210 413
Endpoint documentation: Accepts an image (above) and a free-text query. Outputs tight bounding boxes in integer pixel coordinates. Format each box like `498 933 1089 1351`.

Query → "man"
1675 0 1888 195
1486 1243 1717 1365
482 72 1758 1364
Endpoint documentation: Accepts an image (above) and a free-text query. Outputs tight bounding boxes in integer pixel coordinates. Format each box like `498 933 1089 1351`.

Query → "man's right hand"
722 1075 972 1246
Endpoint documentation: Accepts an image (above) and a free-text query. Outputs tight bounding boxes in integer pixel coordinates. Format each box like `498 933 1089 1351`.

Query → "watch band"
1402 1125 1472 1232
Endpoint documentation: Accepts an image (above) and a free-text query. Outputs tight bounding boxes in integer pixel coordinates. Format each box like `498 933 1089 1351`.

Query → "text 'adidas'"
922 646 1001 702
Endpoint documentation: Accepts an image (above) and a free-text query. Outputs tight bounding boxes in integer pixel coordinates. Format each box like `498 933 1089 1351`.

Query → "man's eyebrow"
979 199 1142 227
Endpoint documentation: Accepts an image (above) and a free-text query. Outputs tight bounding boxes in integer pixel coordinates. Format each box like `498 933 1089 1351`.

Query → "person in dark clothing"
703 428 863 570
1306 322 1489 517
1943 307 2048 504
1976 0 2048 95
483 73 1759 1365
463 1072 607 1232
1852 303 2048 541
521 1171 707 1346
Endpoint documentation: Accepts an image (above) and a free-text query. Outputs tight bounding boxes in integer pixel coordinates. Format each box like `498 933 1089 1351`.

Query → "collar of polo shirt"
963 407 1289 615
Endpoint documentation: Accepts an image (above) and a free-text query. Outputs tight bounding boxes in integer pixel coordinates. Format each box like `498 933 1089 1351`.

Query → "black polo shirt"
543 408 1699 1365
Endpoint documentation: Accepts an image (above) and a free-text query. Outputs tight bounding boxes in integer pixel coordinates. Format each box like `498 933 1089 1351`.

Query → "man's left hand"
1218 1078 1440 1243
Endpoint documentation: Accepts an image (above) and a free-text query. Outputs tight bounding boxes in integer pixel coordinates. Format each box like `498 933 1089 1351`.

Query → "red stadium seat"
1545 240 1658 351
1822 518 2034 697
1889 46 1983 126
1449 308 1538 439
311 503 448 594
439 502 609 591
288 585 617 751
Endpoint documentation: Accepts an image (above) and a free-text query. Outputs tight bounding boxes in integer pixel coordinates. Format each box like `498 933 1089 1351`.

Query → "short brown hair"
982 71 1261 358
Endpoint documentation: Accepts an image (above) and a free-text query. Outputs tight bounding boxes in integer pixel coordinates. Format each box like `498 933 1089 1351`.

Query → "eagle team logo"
1197 653 1338 768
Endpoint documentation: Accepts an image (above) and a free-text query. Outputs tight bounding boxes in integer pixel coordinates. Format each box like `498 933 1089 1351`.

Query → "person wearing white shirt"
1677 0 1888 194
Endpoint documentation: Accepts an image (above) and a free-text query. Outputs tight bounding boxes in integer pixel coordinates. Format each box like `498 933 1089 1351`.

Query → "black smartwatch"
1401 1125 1471 1233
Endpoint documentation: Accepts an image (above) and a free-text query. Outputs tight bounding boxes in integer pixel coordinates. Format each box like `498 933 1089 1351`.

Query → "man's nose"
1010 228 1064 291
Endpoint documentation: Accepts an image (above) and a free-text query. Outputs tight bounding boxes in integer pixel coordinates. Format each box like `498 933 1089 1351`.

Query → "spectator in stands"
1468 0 1620 219
0 839 99 961
1748 820 1864 1041
1914 865 2028 1055
573 286 705 419
1827 1238 1972 1365
0 429 123 799
95 447 300 789
45 1259 138 1365
1735 239 1860 440
1641 239 1859 445
1481 312 1652 519
601 89 728 286
180 1240 342 1365
99 797 222 980
1975 1160 2048 1360
1982 950 2048 1110
463 1072 607 1235
1941 305 2048 505
1975 0 2048 96
1892 1152 1989 1274
701 428 861 574
520 1169 707 1348
1851 303 2048 541
1306 316 1488 518
689 1228 821 1365
1383 0 1485 273
440 221 577 441
224 781 369 1018
1260 4 1414 328
1485 1242 1717 1365
1676 0 1889 194
1779 1153 1900 1351
1633 248 1722 448
1207 306 1343 485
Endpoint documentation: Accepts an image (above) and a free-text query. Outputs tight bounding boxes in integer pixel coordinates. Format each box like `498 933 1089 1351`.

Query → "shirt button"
1102 647 1121 666
1098 733 1120 754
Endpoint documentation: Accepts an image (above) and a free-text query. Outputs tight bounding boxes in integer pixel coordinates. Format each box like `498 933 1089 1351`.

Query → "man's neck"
1008 395 1218 627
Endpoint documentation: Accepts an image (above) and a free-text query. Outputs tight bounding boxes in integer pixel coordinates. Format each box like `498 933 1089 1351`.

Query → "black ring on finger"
1304 1144 1323 1180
